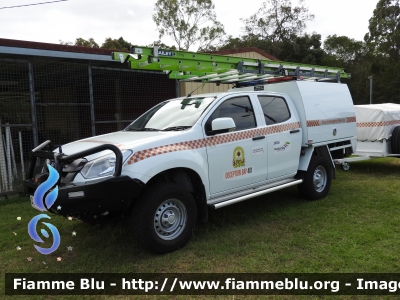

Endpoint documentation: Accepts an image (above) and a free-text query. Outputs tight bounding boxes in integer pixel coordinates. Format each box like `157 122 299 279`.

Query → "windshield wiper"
143 128 160 131
126 127 159 131
161 126 192 131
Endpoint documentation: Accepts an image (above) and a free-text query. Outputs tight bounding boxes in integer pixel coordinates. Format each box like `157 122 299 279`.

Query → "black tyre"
132 182 197 254
298 156 332 200
391 126 400 155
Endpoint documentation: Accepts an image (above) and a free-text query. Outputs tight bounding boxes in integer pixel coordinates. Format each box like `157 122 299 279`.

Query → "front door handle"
290 129 300 134
252 135 266 141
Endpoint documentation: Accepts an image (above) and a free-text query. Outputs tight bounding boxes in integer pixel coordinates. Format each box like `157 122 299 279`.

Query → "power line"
0 0 68 9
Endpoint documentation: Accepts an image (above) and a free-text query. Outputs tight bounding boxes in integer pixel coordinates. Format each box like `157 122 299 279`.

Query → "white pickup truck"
25 80 357 253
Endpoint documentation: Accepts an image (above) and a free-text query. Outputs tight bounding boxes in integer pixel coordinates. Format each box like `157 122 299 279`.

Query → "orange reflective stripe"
125 122 301 165
356 120 400 127
307 116 356 127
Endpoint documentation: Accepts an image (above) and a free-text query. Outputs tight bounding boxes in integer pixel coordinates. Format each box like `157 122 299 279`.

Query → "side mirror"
211 118 236 132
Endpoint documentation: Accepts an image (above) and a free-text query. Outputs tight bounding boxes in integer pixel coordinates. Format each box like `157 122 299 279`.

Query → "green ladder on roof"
111 46 350 84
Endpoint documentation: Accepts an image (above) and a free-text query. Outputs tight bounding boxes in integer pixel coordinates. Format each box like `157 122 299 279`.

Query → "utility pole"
368 75 373 104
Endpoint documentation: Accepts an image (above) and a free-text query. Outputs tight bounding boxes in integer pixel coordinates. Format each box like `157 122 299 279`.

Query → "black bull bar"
26 140 123 181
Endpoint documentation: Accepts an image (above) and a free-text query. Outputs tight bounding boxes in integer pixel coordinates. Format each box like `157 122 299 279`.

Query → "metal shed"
0 38 177 193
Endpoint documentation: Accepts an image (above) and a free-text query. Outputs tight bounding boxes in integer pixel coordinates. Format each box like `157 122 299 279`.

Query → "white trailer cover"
355 103 400 141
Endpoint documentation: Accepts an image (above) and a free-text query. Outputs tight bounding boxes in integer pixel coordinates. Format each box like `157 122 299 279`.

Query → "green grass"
1 157 400 299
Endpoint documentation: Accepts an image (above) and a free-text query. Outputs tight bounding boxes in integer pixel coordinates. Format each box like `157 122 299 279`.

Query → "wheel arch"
298 145 335 179
298 155 332 200
143 167 208 222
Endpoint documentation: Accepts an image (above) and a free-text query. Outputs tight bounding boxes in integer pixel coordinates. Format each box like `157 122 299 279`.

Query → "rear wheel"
298 156 332 200
341 162 350 171
391 126 400 154
132 182 197 254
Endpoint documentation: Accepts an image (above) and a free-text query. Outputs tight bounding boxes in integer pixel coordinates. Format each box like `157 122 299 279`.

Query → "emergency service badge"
232 146 245 168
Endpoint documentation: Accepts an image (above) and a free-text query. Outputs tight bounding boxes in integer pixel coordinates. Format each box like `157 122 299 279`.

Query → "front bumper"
25 175 143 216
24 141 143 217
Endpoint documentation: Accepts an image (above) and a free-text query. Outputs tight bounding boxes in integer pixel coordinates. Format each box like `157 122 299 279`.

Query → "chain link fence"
0 57 176 195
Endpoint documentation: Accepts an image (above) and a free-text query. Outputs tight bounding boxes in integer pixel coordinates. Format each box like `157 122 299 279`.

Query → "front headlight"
80 150 132 179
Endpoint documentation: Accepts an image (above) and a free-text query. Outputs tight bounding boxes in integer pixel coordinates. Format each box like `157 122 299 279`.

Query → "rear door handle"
290 129 300 134
252 135 265 141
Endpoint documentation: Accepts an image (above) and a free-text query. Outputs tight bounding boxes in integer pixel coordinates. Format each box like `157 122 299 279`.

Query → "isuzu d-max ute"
25 78 357 253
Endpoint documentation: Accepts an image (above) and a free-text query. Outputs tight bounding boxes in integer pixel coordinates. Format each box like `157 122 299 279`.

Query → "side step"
209 179 303 209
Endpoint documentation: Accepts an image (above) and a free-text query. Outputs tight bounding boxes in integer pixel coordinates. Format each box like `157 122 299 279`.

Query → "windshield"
125 97 215 131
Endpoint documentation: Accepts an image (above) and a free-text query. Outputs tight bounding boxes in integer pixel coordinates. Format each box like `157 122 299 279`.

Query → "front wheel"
298 156 332 200
132 182 197 254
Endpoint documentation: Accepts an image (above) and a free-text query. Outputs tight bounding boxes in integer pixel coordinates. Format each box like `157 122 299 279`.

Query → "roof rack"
111 46 350 84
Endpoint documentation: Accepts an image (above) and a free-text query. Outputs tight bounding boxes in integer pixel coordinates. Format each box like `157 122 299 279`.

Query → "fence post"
19 132 25 181
0 134 6 192
28 61 39 148
0 118 8 191
8 126 18 179
88 63 96 136
5 125 13 191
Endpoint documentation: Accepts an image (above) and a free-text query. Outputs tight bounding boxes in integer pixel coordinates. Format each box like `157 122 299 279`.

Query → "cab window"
205 96 256 135
257 96 290 125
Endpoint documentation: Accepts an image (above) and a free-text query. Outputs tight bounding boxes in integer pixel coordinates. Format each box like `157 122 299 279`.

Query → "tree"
364 0 400 60
75 38 99 48
63 37 133 50
219 32 323 64
242 0 314 44
321 35 370 105
219 34 268 51
148 40 177 50
59 40 73 45
101 37 132 50
364 0 400 104
279 33 324 64
153 0 225 51
323 35 364 65
322 37 372 105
